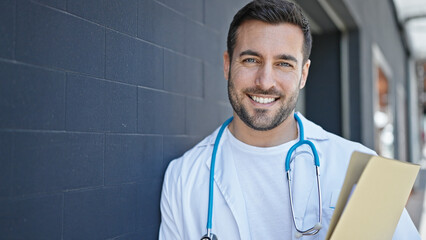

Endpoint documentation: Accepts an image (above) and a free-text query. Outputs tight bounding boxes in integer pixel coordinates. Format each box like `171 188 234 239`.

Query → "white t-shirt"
225 128 298 239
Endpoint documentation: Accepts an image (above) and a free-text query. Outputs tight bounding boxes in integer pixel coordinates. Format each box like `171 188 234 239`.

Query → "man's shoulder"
325 129 375 154
299 113 375 154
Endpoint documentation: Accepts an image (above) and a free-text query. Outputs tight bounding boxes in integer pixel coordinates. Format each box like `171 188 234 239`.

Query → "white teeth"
251 96 276 104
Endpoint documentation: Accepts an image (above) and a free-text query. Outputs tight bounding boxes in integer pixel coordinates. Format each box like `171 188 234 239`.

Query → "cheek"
230 66 257 86
276 70 299 80
276 71 301 89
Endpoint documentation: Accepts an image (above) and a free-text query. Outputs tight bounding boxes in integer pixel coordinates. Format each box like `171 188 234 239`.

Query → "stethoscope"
201 113 322 240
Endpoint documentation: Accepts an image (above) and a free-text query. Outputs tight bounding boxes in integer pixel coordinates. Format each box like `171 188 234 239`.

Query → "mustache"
244 87 284 97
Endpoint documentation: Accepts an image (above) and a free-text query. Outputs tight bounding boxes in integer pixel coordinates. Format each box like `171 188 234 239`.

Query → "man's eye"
278 62 292 67
243 58 257 63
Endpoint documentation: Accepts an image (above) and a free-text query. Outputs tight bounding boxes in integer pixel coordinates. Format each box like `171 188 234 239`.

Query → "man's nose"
255 64 276 90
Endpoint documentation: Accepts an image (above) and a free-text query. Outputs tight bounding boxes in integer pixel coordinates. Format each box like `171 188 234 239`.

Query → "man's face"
224 20 310 131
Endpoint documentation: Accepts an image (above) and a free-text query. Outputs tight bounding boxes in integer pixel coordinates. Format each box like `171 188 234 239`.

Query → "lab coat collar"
295 112 329 141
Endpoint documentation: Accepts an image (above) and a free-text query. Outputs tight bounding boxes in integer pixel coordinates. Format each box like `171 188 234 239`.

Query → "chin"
242 114 280 131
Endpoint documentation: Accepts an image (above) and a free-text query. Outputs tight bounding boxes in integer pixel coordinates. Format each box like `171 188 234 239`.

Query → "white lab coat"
159 113 420 240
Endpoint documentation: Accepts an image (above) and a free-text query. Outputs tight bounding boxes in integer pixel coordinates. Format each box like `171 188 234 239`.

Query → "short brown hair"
227 0 312 63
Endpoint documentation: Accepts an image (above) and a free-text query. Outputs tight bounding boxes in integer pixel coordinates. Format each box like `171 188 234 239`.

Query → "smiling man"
159 1 420 239
225 20 309 147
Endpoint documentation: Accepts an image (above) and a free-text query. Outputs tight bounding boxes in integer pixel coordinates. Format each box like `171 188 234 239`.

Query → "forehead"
234 20 304 58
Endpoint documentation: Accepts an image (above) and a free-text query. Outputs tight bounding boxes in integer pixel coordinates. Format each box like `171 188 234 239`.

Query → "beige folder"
326 151 420 240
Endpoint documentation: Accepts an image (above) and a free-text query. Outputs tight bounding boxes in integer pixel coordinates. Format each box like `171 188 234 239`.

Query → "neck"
228 112 298 147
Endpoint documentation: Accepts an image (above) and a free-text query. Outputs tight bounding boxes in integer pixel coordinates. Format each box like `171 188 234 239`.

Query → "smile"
249 95 278 104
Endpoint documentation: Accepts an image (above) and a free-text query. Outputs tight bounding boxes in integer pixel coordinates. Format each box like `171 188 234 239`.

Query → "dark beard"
227 73 299 131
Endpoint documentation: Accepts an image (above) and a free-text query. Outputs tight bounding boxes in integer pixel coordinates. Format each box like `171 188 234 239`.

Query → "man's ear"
300 59 311 89
223 51 230 81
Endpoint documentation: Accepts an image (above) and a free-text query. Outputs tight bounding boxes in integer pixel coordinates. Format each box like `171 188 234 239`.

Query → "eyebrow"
277 54 298 63
239 50 261 57
239 50 298 64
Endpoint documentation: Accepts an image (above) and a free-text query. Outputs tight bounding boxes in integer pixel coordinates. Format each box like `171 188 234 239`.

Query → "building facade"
0 0 423 239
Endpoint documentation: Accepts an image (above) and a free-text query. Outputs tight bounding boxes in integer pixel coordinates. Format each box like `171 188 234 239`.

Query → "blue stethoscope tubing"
286 114 322 238
206 116 233 237
203 113 322 239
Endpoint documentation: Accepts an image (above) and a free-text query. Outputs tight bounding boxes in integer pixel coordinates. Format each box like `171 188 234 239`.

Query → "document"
326 151 420 240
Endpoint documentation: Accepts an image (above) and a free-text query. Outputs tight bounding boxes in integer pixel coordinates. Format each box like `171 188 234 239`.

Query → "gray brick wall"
0 0 248 239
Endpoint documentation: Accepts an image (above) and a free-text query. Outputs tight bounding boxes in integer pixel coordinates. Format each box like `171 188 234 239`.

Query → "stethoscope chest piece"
201 233 218 240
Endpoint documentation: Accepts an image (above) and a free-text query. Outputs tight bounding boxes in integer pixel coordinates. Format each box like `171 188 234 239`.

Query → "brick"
32 0 66 10
0 0 15 58
0 61 66 130
68 0 138 36
157 0 203 23
184 19 222 66
138 88 185 134
105 134 163 185
104 0 138 36
139 225 160 240
0 131 103 197
163 136 200 169
108 232 142 240
67 0 103 25
205 0 231 33
205 0 248 33
110 227 158 240
64 185 137 240
136 179 162 229
164 50 203 97
66 74 137 132
138 0 185 52
186 98 230 137
204 62 228 103
16 1 105 77
0 195 62 239
0 131 13 197
106 30 163 88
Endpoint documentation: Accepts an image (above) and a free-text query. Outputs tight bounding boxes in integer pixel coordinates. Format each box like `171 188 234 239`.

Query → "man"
159 0 420 239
